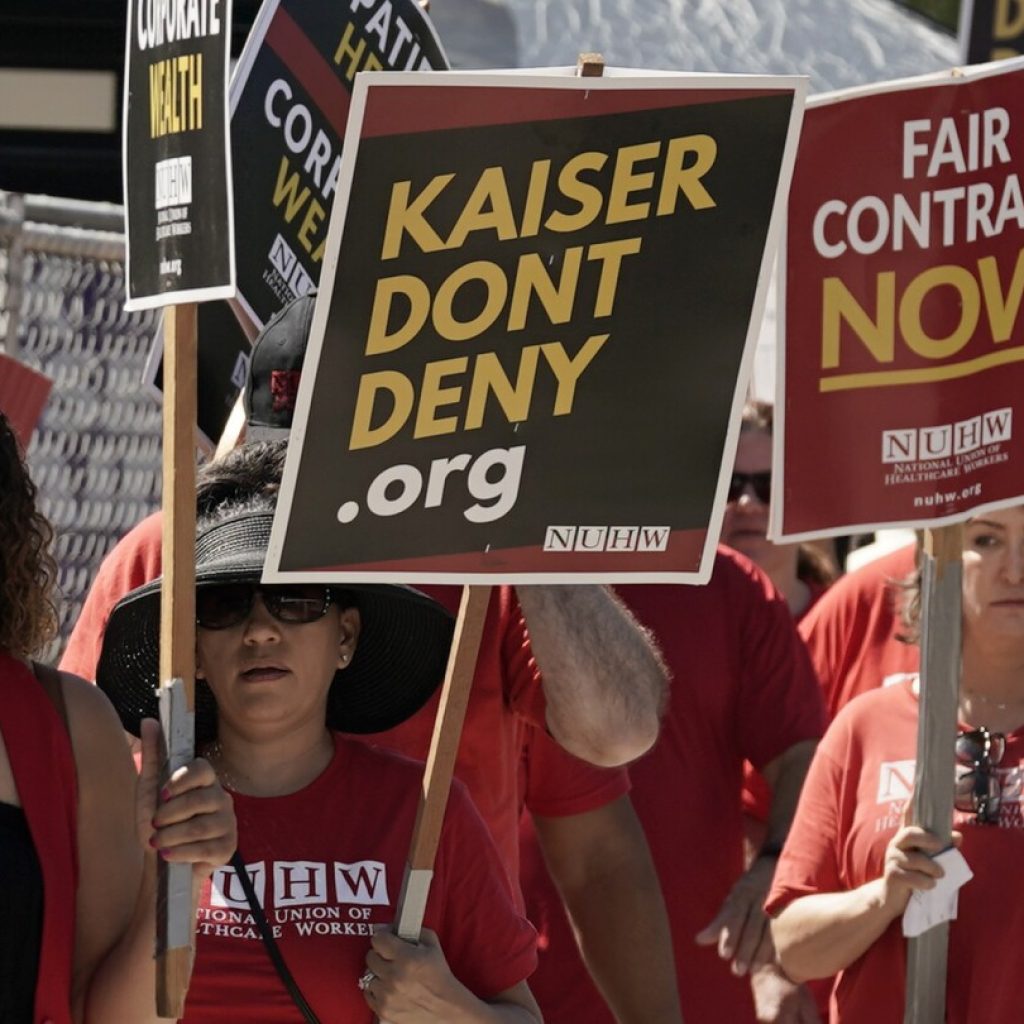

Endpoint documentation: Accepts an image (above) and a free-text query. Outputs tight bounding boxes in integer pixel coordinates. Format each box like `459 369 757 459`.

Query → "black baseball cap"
243 292 316 440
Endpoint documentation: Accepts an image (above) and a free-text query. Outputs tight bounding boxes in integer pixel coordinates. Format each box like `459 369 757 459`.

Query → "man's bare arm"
534 797 683 1024
516 586 667 766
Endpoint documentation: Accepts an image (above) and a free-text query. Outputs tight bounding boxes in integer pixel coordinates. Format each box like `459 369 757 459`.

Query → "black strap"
230 851 322 1024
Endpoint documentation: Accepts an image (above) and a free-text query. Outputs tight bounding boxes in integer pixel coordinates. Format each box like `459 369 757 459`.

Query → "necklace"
202 740 240 792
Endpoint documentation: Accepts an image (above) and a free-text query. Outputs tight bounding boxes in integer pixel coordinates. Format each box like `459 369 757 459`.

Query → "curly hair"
0 411 59 656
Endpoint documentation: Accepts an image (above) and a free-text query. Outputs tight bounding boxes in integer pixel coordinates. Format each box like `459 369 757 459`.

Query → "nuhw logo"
268 234 315 299
882 407 1012 463
210 859 389 909
544 525 670 552
876 760 916 803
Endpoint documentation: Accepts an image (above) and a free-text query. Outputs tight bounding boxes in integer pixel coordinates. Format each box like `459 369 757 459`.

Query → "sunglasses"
196 583 335 630
727 470 772 504
954 726 1006 825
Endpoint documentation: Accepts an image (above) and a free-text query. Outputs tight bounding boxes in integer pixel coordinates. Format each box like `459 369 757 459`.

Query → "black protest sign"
124 0 235 310
229 0 448 329
267 73 804 583
962 0 1024 63
144 301 252 448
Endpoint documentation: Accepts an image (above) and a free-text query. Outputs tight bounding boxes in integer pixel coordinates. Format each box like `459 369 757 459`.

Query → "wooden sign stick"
903 524 963 1024
390 51 606 950
392 585 491 945
214 297 260 459
156 302 199 1016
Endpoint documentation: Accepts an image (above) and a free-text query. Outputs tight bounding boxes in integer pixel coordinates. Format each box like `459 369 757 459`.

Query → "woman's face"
196 588 360 737
962 506 1024 644
721 429 774 563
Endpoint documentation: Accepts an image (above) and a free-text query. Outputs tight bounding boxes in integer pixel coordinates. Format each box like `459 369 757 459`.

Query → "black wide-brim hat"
96 511 454 744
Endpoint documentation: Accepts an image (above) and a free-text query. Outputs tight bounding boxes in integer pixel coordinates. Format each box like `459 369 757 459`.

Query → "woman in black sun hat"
97 490 541 1024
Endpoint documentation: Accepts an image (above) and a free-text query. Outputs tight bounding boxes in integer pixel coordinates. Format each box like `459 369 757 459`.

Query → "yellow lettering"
333 23 366 81
994 0 1024 37
272 157 311 223
657 135 717 214
607 142 660 224
821 274 896 370
545 152 607 233
588 238 642 317
366 275 431 356
296 198 326 254
900 265 979 360
446 167 518 249
519 160 551 237
349 371 415 449
432 261 507 342
380 175 453 260
978 248 1024 342
508 249 582 331
541 334 609 415
465 348 541 430
414 358 468 439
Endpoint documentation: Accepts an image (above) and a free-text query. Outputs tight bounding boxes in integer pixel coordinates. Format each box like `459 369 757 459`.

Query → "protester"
96 491 541 1022
0 409 235 1023
722 400 837 619
768 506 1024 1022
798 543 918 720
63 295 667 772
519 549 825 1023
61 292 680 1020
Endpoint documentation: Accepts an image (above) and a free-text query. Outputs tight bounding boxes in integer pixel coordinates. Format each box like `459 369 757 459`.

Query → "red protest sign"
0 354 52 448
774 57 1024 542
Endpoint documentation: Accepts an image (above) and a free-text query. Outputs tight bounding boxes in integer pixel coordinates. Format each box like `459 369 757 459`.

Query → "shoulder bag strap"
230 851 322 1024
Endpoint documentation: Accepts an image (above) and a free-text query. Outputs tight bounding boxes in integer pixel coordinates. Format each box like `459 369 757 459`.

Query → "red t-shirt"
766 679 1024 1023
798 545 918 721
59 521 547 875
519 550 826 1024
741 575 829 821
354 585 547 890
60 510 163 682
184 734 537 1023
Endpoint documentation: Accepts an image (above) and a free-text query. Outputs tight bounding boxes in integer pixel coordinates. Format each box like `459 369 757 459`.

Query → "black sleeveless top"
0 801 43 1022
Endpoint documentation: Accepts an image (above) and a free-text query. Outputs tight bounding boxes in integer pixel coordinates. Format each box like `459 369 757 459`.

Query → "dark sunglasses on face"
196 583 334 630
727 470 772 504
954 726 1006 825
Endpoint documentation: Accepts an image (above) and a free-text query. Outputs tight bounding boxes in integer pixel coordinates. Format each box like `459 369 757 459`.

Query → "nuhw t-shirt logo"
198 860 389 941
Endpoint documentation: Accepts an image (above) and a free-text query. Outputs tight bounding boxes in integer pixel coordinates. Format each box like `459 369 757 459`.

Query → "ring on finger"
358 969 376 993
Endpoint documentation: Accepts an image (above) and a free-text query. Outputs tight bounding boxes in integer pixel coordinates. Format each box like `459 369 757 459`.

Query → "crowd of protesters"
2 291 1023 1023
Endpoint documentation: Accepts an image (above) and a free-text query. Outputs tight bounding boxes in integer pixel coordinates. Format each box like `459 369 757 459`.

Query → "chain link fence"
0 191 163 665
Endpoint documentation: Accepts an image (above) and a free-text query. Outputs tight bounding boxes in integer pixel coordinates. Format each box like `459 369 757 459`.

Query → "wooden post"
392 585 492 941
383 53 607 1022
156 302 198 1016
903 524 962 1024
214 297 260 458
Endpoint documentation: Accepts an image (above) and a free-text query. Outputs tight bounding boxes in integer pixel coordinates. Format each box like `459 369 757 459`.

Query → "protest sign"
228 0 449 329
0 354 52 447
961 0 1024 63
123 0 235 310
144 301 252 449
773 58 1024 542
264 68 806 585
